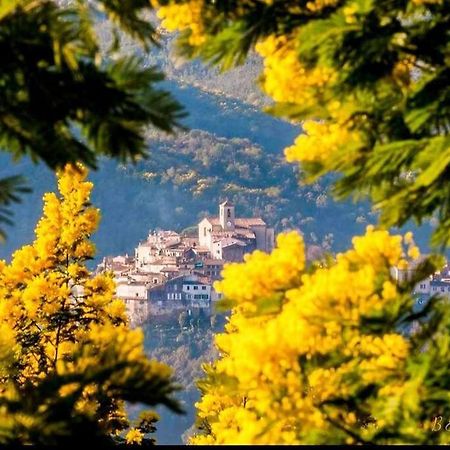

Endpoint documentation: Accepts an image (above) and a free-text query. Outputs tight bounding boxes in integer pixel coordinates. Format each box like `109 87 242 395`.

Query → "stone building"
147 274 214 316
198 200 274 262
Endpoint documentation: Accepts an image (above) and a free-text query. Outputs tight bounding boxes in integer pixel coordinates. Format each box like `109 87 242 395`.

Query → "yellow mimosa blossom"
407 245 420 260
152 0 206 46
285 119 361 164
191 227 428 444
0 164 174 443
255 35 334 105
214 231 305 304
125 428 144 444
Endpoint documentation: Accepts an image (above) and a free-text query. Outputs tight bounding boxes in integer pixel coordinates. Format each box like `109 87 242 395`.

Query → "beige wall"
116 283 148 299
198 218 212 248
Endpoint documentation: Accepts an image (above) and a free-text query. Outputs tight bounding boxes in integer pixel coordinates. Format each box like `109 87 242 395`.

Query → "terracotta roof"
109 263 132 272
205 217 220 225
160 267 179 272
202 259 226 265
203 216 265 228
235 218 266 227
216 237 246 248
182 238 199 246
211 229 255 241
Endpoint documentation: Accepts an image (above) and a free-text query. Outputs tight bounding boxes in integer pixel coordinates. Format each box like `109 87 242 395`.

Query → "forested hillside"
0 80 432 263
1 8 435 263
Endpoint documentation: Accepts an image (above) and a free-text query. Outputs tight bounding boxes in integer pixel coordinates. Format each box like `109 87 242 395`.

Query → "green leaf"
0 175 30 241
414 136 450 187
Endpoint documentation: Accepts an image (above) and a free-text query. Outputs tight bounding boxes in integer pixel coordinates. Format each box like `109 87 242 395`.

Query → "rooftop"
203 216 266 227
202 259 226 265
215 237 247 248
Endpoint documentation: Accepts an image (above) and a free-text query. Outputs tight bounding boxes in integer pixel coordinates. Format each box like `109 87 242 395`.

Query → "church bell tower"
219 200 235 231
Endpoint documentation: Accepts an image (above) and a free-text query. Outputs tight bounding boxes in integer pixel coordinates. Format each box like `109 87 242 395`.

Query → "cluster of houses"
413 264 450 297
392 257 450 298
98 199 450 326
97 201 275 325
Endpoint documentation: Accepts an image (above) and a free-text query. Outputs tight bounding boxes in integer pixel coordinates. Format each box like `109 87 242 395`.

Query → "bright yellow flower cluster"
253 34 365 170
214 231 305 305
255 35 334 105
191 227 422 444
0 164 172 442
285 119 361 164
0 164 123 375
126 428 144 444
152 0 206 46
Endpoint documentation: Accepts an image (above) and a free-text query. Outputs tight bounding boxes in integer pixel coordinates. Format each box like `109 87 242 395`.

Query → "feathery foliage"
0 165 181 444
0 0 185 238
152 0 450 248
190 230 449 444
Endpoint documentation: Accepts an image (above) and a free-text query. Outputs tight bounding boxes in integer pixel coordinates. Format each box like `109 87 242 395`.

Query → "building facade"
198 201 275 262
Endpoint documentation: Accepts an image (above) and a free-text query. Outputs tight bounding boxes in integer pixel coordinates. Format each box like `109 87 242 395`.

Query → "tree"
190 230 449 444
0 0 185 239
0 164 181 445
151 0 450 247
147 4 450 442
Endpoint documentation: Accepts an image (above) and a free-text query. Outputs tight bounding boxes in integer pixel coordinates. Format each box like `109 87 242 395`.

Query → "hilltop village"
98 200 450 327
97 201 275 325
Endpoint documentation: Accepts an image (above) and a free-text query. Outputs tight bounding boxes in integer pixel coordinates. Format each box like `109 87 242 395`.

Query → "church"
198 201 275 262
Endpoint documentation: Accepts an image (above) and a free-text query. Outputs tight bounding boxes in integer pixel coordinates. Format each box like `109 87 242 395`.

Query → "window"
186 286 190 290
201 294 209 300
174 285 177 291
202 286 206 290
194 286 198 290
227 209 231 218
204 227 207 237
194 294 201 299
